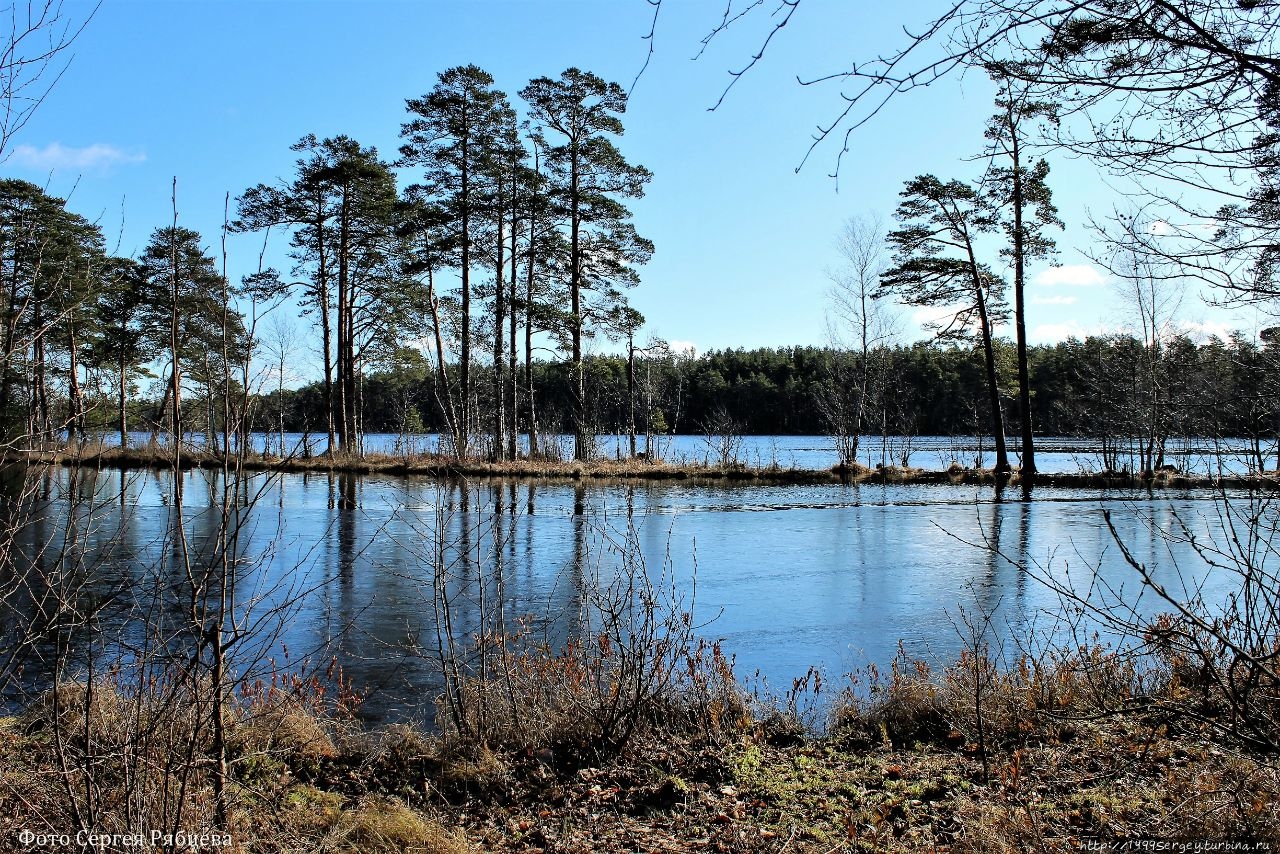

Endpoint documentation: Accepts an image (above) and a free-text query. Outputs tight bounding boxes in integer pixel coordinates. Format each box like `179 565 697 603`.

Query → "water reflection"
0 467 1255 722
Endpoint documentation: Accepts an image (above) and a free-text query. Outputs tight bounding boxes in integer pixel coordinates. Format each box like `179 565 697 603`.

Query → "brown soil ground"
2 698 1276 852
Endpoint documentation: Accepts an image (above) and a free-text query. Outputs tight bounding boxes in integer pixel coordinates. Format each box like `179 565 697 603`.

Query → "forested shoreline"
284 336 1280 438
35 330 1280 480
75 335 1273 470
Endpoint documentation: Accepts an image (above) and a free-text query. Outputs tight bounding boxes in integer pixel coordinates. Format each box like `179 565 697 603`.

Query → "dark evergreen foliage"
255 337 1280 452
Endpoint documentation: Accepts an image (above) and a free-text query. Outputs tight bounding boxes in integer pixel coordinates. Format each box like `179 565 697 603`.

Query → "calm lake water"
3 463 1261 723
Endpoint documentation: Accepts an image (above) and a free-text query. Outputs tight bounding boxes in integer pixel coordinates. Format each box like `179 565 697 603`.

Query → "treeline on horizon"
230 333 1280 468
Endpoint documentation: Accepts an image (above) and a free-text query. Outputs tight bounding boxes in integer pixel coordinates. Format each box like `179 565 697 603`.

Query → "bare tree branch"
0 0 99 161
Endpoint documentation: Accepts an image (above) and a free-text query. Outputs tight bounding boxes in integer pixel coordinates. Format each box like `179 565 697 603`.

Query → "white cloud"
1030 320 1097 343
667 339 697 356
1031 294 1078 306
1033 264 1107 288
1176 319 1237 342
9 142 145 171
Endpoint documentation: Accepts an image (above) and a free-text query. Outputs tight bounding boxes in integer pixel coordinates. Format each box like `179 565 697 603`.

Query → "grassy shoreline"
13 444 1280 489
3 643 1276 853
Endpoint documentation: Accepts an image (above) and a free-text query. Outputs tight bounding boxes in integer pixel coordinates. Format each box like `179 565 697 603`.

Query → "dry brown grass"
325 796 469 854
24 443 842 483
230 695 342 768
18 442 1280 491
831 643 1156 752
4 639 1280 853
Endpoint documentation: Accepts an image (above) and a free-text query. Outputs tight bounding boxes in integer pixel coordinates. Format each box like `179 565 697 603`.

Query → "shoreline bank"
3 641 1275 852
12 445 1280 490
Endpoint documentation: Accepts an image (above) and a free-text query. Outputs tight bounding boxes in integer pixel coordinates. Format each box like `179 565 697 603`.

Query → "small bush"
438 629 748 764
832 643 1149 751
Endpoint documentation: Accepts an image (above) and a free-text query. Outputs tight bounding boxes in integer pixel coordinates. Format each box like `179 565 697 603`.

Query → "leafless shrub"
416 498 747 764
700 406 744 469
1017 490 1280 752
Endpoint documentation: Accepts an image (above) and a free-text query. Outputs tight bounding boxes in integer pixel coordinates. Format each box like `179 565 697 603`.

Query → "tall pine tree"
520 68 653 461
881 175 1011 475
399 65 516 458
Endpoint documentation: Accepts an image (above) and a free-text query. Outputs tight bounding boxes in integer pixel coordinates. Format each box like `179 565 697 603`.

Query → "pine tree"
91 257 154 450
0 180 105 445
399 65 516 459
881 175 1011 475
236 135 399 456
983 80 1062 483
520 68 653 461
137 226 230 448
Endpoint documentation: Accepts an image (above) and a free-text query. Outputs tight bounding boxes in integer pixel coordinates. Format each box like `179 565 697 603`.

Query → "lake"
1 461 1257 724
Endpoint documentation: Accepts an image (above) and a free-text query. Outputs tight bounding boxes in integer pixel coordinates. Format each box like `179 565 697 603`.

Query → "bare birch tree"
820 213 899 467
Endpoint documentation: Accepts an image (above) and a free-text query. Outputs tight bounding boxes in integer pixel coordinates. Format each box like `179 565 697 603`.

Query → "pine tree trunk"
508 187 519 462
66 320 84 443
976 287 1010 475
493 219 505 461
525 192 539 460
314 189 337 456
570 144 586 461
336 182 351 456
34 333 49 446
119 356 128 450
427 274 461 458
459 134 472 459
1010 130 1036 483
0 238 17 425
627 334 636 458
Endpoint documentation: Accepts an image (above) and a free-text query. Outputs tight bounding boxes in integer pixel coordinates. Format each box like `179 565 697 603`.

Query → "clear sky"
4 0 1257 369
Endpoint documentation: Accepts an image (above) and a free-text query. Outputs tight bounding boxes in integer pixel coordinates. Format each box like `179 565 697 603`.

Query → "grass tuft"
331 796 469 854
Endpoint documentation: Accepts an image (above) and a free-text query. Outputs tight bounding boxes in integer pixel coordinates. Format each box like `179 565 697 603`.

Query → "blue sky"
5 0 1256 371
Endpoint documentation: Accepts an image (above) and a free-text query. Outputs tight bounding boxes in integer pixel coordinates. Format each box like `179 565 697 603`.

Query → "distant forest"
237 335 1278 461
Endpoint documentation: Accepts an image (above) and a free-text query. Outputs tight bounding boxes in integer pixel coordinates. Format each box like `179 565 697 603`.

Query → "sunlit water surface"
4 465 1265 723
